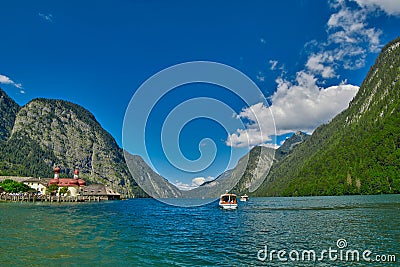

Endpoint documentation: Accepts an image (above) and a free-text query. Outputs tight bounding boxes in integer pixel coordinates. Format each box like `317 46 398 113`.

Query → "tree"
0 179 31 193
47 184 58 195
59 187 69 196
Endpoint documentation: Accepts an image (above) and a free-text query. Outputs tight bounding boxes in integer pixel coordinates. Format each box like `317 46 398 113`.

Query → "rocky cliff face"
0 89 19 141
0 94 149 197
200 132 309 196
125 153 181 198
10 98 139 197
230 146 275 194
275 131 309 162
190 146 275 197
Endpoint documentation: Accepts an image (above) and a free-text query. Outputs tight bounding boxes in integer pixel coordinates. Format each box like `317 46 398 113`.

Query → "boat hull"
219 203 238 209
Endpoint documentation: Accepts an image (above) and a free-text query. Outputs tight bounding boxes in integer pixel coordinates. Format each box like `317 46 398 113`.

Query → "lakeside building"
81 184 121 200
49 167 86 197
1 167 121 200
23 177 50 195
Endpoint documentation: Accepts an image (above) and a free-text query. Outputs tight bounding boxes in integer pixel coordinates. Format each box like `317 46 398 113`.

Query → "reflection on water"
0 195 399 266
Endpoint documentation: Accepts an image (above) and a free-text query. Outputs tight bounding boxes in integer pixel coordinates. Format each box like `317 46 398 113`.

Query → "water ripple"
0 195 399 266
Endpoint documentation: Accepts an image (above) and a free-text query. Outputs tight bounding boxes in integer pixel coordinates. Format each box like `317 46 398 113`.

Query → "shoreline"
0 193 104 203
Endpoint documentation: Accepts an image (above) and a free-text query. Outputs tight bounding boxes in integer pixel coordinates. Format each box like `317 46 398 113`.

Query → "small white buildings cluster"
1 166 120 200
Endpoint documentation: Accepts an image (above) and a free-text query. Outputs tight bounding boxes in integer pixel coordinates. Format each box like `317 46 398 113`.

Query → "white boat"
240 194 249 202
219 191 238 209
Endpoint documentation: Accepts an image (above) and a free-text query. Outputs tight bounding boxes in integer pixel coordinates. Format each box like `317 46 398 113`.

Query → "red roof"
49 178 86 187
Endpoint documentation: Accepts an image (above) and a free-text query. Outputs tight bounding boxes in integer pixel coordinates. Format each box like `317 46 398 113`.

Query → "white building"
23 177 49 195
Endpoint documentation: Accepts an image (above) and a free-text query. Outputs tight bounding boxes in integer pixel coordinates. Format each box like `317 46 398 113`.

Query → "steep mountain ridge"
0 93 151 197
213 131 309 195
11 98 137 195
255 37 400 196
275 131 309 162
192 146 275 197
125 153 181 198
0 89 19 140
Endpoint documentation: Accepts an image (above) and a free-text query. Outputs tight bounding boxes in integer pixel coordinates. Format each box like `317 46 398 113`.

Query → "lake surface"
0 195 399 266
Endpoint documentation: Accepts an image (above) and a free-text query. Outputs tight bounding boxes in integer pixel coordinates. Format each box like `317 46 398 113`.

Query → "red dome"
54 166 61 173
74 169 80 175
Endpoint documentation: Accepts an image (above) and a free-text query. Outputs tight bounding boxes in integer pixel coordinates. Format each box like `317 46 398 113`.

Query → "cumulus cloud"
39 13 53 22
226 0 388 148
306 0 383 78
174 176 214 191
306 53 336 78
226 102 275 148
260 143 280 149
353 0 400 16
270 71 359 133
327 5 381 53
226 71 359 147
0 74 22 89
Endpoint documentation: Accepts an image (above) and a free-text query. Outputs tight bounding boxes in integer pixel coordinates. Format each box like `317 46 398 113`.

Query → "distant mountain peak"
275 131 309 161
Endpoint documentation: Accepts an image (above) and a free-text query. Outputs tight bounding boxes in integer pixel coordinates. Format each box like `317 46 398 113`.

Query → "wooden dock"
0 194 102 203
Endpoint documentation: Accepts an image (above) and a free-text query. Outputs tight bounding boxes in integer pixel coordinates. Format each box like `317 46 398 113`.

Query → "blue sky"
1 0 400 189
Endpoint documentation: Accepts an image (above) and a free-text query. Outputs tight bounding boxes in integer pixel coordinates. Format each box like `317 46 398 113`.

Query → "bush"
0 179 31 193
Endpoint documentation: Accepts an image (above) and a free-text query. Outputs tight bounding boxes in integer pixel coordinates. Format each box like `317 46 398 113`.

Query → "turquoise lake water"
0 195 399 266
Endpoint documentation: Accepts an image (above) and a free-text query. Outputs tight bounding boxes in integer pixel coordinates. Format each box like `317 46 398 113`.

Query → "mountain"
0 94 147 197
255 37 400 196
125 152 181 198
191 146 275 197
0 89 19 140
206 132 309 196
275 131 309 162
229 146 275 194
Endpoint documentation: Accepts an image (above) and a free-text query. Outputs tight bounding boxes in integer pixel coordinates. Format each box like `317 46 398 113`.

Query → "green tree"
47 184 58 195
59 187 69 195
0 179 31 193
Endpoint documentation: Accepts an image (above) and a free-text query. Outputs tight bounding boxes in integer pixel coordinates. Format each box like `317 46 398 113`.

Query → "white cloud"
0 74 22 89
226 71 359 147
260 38 266 44
271 71 359 133
174 181 192 191
353 0 400 16
269 60 278 71
306 53 336 78
227 0 388 148
226 102 275 148
260 143 280 149
39 13 53 22
327 5 381 53
174 176 214 191
192 176 213 186
305 0 383 79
